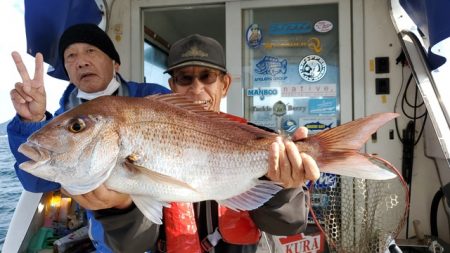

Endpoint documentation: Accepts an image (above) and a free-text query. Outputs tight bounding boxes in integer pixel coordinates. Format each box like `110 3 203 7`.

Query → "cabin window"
143 40 170 89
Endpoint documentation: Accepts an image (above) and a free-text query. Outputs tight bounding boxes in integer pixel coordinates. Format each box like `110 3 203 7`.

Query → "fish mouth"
18 143 51 171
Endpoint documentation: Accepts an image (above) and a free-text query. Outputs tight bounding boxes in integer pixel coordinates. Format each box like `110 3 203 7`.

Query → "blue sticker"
255 56 288 76
306 173 337 189
269 22 312 35
247 87 278 100
246 24 263 48
308 99 336 115
282 119 298 133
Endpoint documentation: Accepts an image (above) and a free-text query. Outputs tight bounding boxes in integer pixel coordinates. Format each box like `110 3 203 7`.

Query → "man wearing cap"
94 34 320 253
7 23 170 252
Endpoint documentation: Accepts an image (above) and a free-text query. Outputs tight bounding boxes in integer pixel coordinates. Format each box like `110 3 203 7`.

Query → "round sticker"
298 55 327 82
246 24 263 48
282 119 298 133
314 20 333 33
273 101 287 117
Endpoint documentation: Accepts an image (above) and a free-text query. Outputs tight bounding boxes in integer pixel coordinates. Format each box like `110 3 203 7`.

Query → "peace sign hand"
10 51 47 122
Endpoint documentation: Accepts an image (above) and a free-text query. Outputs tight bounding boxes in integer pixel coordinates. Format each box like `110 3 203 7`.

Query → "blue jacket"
7 78 170 252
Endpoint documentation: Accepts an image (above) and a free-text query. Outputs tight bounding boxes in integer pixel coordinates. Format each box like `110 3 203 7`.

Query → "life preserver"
163 202 261 253
163 202 201 253
218 205 261 244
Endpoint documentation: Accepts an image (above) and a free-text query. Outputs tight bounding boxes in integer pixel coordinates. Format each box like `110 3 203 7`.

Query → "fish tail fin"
298 112 399 180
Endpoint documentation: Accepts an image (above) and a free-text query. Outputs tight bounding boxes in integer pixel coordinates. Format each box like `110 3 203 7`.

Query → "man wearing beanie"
7 23 170 252
92 34 320 253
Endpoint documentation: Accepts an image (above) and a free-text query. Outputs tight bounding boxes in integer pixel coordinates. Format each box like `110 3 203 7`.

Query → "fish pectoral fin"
319 153 397 180
131 195 170 225
217 180 283 211
124 161 197 192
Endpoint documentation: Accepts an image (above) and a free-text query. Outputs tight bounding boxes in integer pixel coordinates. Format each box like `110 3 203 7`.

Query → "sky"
0 0 67 124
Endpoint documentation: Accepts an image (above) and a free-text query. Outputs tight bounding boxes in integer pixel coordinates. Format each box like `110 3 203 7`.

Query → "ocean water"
0 135 22 251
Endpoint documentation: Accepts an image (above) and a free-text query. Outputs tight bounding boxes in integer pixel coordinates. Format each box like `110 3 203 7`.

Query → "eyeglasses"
172 71 223 86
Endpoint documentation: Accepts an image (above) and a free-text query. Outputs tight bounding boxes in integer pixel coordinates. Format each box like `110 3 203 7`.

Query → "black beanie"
58 23 121 64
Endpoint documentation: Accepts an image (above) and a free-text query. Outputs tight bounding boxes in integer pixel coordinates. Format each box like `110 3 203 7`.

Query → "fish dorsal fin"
217 180 283 211
145 94 277 140
145 93 211 114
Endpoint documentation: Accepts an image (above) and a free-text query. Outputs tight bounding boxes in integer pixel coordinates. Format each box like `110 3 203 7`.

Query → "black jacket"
94 186 308 253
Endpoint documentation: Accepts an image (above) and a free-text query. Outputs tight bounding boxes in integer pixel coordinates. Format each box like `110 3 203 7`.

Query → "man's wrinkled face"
64 43 119 93
169 66 231 112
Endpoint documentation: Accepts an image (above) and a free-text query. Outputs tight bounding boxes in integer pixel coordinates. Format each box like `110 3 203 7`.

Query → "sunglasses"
173 71 223 86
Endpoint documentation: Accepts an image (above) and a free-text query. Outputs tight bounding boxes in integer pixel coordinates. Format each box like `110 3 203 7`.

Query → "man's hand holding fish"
268 129 320 188
61 185 133 210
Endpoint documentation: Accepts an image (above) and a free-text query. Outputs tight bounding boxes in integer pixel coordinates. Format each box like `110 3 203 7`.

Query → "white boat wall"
3 191 43 253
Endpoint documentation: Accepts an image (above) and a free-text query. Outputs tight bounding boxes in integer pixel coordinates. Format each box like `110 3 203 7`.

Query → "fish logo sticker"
299 117 336 133
314 20 333 33
303 121 333 131
246 24 263 48
255 56 288 76
298 55 327 82
282 119 298 133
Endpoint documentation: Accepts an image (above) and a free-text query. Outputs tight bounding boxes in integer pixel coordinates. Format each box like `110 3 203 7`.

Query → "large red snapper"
18 94 398 224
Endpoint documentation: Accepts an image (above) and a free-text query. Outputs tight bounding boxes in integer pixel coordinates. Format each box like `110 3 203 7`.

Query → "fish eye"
68 118 86 133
